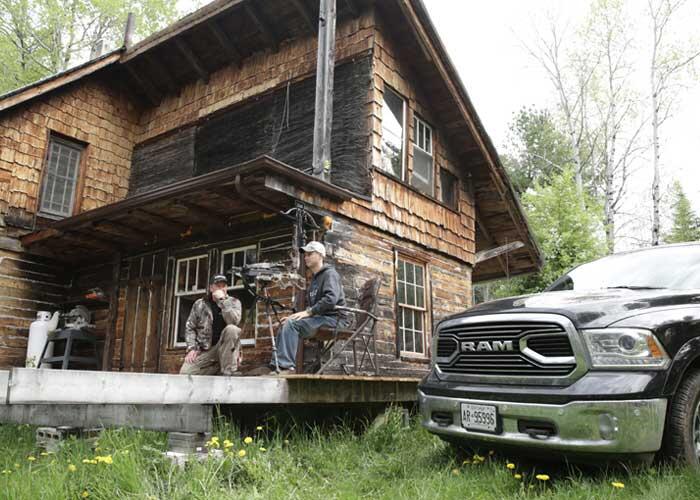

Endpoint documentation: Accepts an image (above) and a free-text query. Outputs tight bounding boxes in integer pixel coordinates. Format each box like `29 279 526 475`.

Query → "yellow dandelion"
27 456 36 462
81 491 90 498
13 463 20 469
536 474 550 481
82 459 97 465
244 437 253 444
95 455 113 465
506 463 515 470
284 439 290 445
238 449 246 458
259 447 267 452
40 452 49 456
462 459 471 465
223 439 234 449
206 436 220 448
514 474 522 480
1 470 11 475
68 464 77 472
451 468 460 475
256 426 263 431
472 454 485 462
611 482 625 489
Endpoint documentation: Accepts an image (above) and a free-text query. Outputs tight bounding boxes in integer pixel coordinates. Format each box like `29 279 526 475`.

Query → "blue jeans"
274 315 339 369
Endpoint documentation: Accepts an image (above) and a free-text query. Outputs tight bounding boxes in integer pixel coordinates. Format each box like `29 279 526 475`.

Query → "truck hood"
453 289 700 329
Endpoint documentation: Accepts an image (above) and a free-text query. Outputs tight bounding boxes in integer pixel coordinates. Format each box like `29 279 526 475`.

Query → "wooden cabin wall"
129 56 372 196
0 243 69 368
0 78 140 229
136 11 376 145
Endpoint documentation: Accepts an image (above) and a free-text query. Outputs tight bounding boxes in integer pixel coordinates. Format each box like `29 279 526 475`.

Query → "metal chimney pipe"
311 0 337 182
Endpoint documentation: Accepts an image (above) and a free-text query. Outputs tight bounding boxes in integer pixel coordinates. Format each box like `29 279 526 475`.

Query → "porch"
0 368 420 433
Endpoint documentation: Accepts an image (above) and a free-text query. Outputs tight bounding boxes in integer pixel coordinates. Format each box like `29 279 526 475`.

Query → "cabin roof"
3 0 542 280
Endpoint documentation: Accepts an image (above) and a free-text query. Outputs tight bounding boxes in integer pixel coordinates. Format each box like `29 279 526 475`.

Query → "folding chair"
314 278 381 375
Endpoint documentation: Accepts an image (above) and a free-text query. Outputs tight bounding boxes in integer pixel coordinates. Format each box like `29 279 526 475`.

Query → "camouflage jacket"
185 296 241 352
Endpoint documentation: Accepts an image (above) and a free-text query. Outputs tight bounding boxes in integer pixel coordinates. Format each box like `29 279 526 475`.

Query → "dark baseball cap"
210 274 228 285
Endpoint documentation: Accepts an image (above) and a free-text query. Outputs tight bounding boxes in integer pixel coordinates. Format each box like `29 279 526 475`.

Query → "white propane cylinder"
26 311 56 368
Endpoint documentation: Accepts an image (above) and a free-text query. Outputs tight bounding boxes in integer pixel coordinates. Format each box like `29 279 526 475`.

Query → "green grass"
1 409 699 499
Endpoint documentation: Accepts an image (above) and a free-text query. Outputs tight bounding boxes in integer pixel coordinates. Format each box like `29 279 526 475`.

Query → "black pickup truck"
419 243 700 465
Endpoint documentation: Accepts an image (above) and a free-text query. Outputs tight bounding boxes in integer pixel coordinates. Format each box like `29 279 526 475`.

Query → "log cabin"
0 0 542 378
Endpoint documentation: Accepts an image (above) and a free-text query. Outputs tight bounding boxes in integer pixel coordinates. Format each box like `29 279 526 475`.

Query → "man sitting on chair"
180 274 242 376
273 241 347 373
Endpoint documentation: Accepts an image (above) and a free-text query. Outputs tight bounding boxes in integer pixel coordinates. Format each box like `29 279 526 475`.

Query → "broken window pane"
381 87 405 179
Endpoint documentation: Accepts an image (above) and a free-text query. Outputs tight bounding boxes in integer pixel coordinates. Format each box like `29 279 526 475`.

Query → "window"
380 87 406 179
221 246 258 345
173 254 209 346
39 136 83 217
411 116 433 196
440 168 458 209
221 246 258 288
396 256 428 355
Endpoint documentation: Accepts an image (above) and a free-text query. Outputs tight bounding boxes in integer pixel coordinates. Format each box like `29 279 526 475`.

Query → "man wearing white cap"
273 241 347 372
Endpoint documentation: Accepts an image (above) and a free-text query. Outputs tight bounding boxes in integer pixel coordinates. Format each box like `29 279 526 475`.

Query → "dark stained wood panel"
129 127 196 196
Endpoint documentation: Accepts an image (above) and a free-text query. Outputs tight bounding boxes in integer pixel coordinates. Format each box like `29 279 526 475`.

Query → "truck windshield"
547 245 700 291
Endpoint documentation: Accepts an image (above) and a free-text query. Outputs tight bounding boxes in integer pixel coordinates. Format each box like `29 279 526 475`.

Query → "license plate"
461 403 498 433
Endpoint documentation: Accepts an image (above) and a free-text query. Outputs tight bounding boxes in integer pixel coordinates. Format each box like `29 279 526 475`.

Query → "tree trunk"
651 86 661 246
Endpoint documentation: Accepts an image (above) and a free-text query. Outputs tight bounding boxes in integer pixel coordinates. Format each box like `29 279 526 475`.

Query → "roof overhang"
21 156 353 263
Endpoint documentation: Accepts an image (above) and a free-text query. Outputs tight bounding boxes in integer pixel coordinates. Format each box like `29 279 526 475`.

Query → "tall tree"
0 0 182 93
523 15 600 195
664 181 700 243
587 0 646 253
502 106 574 194
648 0 700 245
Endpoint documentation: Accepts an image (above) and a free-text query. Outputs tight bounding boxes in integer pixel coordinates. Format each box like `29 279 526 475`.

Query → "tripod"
234 268 295 374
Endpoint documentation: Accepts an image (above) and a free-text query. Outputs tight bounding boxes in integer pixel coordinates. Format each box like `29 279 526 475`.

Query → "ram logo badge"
461 340 515 352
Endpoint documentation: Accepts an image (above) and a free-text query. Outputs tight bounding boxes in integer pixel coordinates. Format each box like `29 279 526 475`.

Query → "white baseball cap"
300 241 326 257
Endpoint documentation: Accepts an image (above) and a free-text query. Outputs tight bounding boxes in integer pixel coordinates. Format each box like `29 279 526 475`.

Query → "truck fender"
663 337 700 396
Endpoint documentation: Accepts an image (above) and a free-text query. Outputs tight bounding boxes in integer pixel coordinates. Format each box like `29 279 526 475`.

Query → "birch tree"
587 0 646 253
648 0 700 245
523 16 599 195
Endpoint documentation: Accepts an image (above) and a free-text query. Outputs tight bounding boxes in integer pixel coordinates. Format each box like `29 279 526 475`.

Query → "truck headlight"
581 328 670 370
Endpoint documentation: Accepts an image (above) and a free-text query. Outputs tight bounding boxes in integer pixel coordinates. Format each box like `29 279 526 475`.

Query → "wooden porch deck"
0 368 420 433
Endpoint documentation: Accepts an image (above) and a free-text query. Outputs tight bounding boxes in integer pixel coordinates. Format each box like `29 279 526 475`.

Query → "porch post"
311 0 337 182
102 254 122 371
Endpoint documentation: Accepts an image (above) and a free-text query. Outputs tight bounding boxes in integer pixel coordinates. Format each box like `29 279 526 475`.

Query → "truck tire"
661 369 700 467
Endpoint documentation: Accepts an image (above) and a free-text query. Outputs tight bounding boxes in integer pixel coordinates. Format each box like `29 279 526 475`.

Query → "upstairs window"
381 87 406 180
411 116 433 196
440 168 459 209
39 136 83 217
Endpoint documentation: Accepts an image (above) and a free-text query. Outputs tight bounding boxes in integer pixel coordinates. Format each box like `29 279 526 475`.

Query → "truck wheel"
661 369 700 467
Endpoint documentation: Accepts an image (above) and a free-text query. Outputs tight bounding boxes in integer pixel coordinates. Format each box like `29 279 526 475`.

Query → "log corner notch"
311 0 337 183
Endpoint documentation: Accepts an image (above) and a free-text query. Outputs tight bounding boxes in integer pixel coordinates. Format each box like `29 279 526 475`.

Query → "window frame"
220 245 258 346
38 135 85 218
395 253 430 358
380 85 407 182
172 253 210 348
410 115 434 197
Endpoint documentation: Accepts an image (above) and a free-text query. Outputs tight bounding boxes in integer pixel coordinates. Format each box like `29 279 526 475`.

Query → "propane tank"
26 311 59 368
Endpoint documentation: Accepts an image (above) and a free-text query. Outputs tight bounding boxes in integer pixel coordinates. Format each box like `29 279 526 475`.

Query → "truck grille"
436 321 576 377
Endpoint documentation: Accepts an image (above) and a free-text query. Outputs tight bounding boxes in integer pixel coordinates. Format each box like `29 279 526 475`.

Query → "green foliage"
0 0 187 94
502 106 575 193
664 181 700 244
485 168 606 299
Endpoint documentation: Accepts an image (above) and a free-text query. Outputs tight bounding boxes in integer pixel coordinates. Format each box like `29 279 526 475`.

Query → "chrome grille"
436 321 576 377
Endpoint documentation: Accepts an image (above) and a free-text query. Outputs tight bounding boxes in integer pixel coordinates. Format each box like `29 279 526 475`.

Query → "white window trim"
381 86 407 182
396 256 429 357
172 254 209 347
411 116 434 195
220 245 258 346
